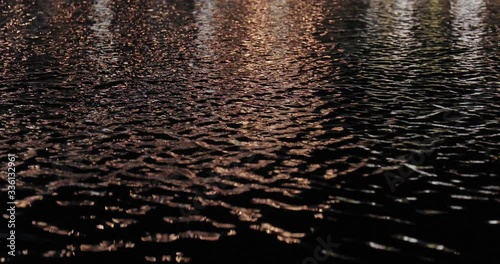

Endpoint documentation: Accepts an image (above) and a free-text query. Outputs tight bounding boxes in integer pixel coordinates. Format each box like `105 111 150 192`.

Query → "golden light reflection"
191 0 333 147
189 0 346 242
0 1 29 78
192 0 328 83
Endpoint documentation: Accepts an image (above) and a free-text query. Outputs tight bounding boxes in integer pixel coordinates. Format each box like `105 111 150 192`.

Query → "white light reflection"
89 0 117 66
364 0 417 61
450 0 486 65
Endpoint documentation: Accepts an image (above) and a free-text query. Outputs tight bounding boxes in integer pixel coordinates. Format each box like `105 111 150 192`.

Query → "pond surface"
1 0 499 263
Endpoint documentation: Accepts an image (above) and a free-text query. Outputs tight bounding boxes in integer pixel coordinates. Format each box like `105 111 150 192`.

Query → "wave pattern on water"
0 0 499 263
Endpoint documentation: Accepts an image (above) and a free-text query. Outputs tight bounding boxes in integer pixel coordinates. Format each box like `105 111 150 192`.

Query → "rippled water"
1 0 499 263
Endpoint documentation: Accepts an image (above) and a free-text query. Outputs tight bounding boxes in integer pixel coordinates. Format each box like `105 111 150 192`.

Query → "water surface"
1 0 499 263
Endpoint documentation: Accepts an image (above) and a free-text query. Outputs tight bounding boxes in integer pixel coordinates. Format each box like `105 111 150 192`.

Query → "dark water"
1 0 499 263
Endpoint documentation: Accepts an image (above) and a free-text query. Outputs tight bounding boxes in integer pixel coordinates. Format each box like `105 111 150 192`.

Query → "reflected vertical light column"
192 0 220 86
364 0 417 63
89 0 117 77
450 0 486 66
193 0 216 61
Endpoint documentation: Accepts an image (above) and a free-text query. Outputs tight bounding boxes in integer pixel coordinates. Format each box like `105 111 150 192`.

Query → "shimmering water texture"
1 0 499 263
